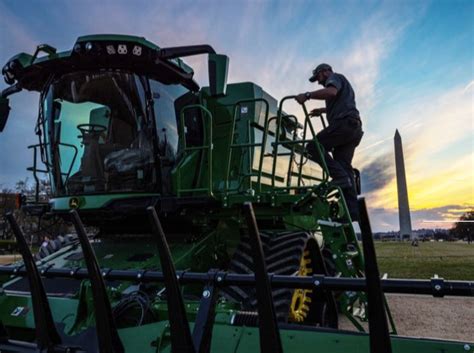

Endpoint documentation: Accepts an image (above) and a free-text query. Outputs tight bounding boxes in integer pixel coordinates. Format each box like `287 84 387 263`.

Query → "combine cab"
0 35 472 353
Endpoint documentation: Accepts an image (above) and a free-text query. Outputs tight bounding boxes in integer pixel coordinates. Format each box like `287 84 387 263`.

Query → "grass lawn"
374 241 474 280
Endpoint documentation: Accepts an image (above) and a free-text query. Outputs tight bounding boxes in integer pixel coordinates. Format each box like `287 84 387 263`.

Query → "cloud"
414 204 473 220
357 135 392 153
366 207 398 231
360 154 395 193
366 149 473 213
361 78 474 211
0 90 40 188
411 204 474 230
335 9 414 117
403 82 474 163
463 80 474 93
368 204 474 232
0 3 39 63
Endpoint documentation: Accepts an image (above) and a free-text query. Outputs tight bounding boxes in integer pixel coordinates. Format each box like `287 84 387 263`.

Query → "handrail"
282 114 302 187
27 144 44 203
270 98 284 188
296 103 310 187
226 98 270 193
177 104 214 197
297 103 311 186
224 96 331 195
27 142 78 201
298 101 330 186
269 96 329 190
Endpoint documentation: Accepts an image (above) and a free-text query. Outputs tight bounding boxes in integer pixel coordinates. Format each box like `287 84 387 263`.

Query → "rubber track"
222 230 312 322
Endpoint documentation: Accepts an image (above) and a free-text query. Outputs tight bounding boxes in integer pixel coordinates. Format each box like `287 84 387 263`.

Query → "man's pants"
306 117 363 219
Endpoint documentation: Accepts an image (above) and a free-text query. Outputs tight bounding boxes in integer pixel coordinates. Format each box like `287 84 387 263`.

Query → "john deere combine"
0 35 472 353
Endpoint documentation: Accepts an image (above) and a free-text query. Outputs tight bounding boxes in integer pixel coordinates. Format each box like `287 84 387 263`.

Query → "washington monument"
394 130 413 241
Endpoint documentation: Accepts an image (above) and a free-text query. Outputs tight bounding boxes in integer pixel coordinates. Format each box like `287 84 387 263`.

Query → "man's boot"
341 186 359 222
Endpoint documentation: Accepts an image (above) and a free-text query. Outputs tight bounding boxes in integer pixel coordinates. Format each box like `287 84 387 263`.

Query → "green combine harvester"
0 35 472 353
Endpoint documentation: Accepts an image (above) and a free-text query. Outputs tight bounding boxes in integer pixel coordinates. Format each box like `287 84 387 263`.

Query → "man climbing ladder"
295 63 363 221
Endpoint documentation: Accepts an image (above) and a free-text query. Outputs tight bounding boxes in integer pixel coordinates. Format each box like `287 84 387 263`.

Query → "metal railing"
226 98 270 193
272 96 329 188
176 104 214 197
27 142 78 201
177 96 330 197
223 96 331 195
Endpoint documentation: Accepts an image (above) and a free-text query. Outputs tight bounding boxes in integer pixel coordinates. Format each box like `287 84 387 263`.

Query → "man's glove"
310 108 325 116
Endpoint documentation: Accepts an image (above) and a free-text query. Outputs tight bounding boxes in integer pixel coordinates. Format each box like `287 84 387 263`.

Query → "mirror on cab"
0 96 10 132
208 54 229 96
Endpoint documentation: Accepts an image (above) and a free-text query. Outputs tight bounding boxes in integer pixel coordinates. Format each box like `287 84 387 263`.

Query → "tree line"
449 210 474 243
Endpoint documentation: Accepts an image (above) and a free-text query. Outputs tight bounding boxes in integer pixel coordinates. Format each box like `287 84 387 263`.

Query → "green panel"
172 151 203 195
6 52 34 67
117 321 472 353
49 193 159 211
0 295 78 332
34 235 217 272
208 54 229 96
200 82 281 194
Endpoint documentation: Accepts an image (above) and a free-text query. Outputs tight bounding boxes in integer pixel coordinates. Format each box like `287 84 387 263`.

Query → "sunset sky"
0 0 472 231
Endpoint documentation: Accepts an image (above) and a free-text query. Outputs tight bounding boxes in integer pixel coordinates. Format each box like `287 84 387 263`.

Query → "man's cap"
309 63 332 82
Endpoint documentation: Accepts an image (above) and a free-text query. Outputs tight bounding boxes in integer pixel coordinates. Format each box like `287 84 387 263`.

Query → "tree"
3 178 66 245
450 210 474 243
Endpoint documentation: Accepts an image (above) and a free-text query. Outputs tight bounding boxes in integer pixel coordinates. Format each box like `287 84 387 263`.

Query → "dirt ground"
340 294 474 342
0 255 19 264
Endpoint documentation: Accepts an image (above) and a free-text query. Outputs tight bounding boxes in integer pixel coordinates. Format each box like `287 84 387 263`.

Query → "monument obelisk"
394 130 413 241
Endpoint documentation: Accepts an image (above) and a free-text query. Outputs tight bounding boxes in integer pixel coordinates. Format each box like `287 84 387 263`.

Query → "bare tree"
2 178 67 245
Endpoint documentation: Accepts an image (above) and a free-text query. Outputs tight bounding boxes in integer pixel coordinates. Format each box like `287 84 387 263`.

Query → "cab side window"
150 80 203 159
151 80 180 162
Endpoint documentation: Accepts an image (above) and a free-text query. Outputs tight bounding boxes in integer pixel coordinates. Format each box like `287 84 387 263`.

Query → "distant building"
371 229 449 241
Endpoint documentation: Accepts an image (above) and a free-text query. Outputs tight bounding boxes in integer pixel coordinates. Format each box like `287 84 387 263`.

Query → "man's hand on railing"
295 93 308 104
309 108 325 117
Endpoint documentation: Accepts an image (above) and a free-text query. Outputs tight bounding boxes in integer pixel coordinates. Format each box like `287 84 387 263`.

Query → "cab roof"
2 34 199 92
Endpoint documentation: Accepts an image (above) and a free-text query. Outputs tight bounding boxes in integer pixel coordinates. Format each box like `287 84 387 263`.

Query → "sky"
0 0 472 231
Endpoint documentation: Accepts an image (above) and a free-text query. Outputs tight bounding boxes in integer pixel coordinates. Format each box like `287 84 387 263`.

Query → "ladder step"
344 251 359 259
318 220 347 228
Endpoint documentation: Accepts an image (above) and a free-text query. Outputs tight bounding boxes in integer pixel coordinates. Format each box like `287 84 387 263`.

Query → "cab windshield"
42 71 156 195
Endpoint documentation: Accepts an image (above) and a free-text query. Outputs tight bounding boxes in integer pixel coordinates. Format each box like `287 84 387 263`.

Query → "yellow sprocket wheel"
288 250 313 322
